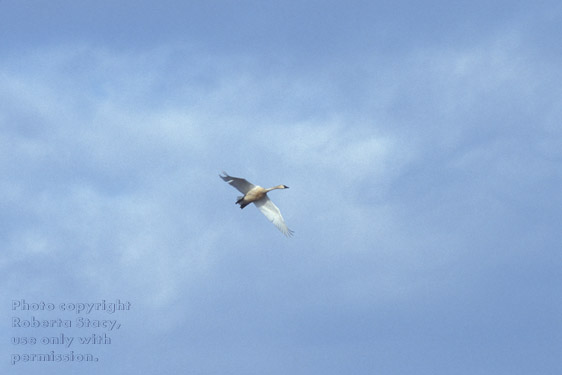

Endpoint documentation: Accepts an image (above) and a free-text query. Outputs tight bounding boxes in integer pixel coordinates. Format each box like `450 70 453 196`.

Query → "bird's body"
220 172 294 237
235 185 282 208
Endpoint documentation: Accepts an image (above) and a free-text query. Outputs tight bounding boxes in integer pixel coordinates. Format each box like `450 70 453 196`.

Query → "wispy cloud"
2 24 561 373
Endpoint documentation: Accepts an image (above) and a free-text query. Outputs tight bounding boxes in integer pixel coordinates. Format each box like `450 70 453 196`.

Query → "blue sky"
2 1 561 374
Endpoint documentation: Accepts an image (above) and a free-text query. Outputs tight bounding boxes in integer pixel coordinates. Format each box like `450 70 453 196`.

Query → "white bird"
220 172 294 237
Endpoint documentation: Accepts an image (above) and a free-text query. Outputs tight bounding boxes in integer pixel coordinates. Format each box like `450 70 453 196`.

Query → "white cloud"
1 32 561 368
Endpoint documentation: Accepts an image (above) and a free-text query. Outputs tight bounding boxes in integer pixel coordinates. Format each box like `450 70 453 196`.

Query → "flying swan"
220 172 294 237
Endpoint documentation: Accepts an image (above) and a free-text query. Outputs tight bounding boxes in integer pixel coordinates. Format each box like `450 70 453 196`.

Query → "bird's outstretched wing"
254 196 294 237
220 172 256 194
